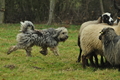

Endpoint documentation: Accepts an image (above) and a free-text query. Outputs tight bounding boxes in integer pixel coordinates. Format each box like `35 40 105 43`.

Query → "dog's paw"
40 51 47 56
54 53 59 56
7 51 10 55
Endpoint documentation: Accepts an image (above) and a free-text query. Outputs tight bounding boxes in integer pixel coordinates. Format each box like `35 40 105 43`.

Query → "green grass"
0 23 120 80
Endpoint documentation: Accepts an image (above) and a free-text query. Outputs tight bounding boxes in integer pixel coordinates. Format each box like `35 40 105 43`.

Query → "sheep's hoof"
76 59 81 63
76 61 80 63
83 65 86 69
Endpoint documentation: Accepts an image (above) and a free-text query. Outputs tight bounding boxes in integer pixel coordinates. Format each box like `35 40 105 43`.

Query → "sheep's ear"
97 16 102 23
99 16 103 23
100 31 103 34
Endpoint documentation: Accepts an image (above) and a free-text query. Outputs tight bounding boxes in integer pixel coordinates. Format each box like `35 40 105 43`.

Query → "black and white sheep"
99 27 120 71
77 12 114 67
80 22 120 68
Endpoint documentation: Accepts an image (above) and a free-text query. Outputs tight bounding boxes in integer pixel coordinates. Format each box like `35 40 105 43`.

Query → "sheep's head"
99 27 116 41
101 13 114 25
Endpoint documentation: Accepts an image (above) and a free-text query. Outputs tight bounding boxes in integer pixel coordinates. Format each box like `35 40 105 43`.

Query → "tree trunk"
0 0 5 23
99 0 104 14
47 0 56 25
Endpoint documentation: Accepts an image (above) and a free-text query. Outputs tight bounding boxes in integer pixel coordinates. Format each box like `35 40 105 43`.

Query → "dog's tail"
20 21 35 33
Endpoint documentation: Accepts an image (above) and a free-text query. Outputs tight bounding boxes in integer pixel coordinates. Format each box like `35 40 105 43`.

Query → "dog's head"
100 12 114 25
55 27 68 42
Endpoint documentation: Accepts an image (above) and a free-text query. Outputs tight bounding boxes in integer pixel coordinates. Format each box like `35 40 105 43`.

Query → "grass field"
0 23 120 80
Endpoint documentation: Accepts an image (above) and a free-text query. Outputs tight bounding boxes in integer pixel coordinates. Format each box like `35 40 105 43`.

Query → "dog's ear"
20 21 24 25
53 30 62 39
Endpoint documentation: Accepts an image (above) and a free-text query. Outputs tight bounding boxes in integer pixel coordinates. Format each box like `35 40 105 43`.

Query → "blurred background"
0 0 120 24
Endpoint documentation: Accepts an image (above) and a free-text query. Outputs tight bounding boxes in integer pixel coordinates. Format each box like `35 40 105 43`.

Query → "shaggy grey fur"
20 21 35 33
99 27 120 70
7 21 68 56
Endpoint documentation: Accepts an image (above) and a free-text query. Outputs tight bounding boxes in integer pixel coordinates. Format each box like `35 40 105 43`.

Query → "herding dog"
7 21 68 56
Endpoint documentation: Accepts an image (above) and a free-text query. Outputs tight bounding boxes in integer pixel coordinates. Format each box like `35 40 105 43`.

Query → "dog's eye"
62 32 65 34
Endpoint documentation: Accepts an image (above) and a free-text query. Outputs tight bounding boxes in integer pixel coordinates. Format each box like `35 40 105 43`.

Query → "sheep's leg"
89 52 99 67
89 55 95 67
82 52 95 68
86 59 89 66
94 54 99 67
50 46 59 56
82 55 86 68
40 47 48 56
25 48 32 57
101 56 111 67
85 55 95 67
7 46 18 55
77 48 82 62
100 55 104 66
104 59 111 67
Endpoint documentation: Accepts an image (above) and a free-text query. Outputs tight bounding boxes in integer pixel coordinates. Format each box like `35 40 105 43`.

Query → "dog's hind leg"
40 47 48 56
25 47 32 57
7 46 18 55
50 46 59 56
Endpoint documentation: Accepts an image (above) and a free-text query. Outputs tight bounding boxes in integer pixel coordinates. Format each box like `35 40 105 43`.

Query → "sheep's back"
79 20 99 36
80 24 111 55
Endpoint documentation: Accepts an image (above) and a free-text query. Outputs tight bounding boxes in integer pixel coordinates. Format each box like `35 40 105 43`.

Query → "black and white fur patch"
101 13 114 25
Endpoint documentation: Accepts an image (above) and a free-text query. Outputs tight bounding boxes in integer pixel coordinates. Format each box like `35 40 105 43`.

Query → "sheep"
77 17 101 63
80 22 120 68
77 12 114 67
99 27 120 71
78 12 113 41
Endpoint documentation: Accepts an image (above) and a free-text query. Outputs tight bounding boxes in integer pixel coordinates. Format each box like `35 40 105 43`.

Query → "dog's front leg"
25 48 32 57
7 46 18 55
50 46 59 56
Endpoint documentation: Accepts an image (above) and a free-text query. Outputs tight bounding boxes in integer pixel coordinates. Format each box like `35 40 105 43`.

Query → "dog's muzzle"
60 36 69 42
